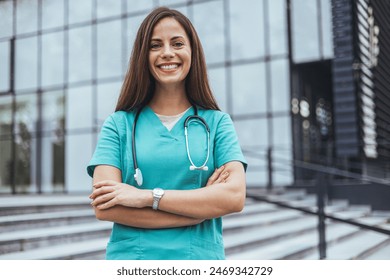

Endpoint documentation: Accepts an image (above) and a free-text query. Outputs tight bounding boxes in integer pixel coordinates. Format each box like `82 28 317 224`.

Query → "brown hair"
115 6 220 112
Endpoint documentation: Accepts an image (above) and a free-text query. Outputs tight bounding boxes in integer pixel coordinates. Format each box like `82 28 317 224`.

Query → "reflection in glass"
68 26 92 83
41 133 64 193
97 20 122 79
42 90 65 133
42 0 65 30
42 32 64 87
271 59 289 112
15 37 38 91
268 0 287 55
0 95 12 136
16 0 38 34
67 86 93 131
321 0 334 59
193 1 224 64
97 0 122 18
232 63 267 115
0 0 13 38
15 94 38 134
127 0 154 13
97 82 121 126
66 133 93 192
229 0 265 60
208 67 227 112
292 0 320 62
0 41 10 92
0 138 12 193
68 0 92 25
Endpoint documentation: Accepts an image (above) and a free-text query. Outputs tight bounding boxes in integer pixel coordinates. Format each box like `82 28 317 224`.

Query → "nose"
161 45 174 58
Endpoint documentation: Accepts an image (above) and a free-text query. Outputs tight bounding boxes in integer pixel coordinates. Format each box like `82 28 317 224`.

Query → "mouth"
157 63 181 71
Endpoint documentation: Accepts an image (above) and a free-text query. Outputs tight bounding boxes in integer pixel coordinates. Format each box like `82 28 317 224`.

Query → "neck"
149 83 191 115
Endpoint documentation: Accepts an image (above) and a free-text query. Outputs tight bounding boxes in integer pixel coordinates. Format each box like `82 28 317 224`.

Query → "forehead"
151 17 188 39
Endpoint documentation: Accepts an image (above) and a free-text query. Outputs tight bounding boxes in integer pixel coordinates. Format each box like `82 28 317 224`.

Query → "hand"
89 180 150 210
205 165 229 187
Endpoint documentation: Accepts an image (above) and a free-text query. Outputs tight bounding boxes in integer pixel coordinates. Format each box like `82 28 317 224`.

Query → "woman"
87 7 247 260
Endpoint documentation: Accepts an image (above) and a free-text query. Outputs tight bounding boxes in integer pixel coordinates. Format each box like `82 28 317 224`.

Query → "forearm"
94 205 204 228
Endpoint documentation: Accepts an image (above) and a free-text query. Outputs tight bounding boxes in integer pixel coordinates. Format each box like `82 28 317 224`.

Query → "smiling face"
148 17 192 89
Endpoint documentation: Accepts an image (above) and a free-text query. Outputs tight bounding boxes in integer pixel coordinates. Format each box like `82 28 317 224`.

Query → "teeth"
160 64 178 70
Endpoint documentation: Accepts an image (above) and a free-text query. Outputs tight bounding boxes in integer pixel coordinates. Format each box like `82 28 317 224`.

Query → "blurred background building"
0 0 389 260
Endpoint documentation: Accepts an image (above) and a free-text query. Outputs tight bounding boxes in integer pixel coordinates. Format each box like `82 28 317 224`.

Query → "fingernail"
220 166 225 170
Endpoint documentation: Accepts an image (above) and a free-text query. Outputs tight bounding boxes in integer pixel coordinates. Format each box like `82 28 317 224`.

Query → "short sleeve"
87 115 122 177
214 113 247 171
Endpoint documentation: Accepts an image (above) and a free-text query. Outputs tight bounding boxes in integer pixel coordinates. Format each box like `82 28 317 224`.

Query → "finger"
89 186 116 199
96 197 117 210
206 166 225 186
93 180 119 189
91 191 116 207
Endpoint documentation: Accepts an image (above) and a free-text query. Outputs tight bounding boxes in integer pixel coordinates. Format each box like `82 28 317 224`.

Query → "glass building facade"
0 0 335 194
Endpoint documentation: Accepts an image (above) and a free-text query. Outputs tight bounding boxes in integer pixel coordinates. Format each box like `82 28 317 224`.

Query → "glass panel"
126 15 145 61
66 85 93 131
16 0 38 34
208 67 227 112
193 1 225 64
96 81 121 127
0 95 12 136
0 0 13 38
268 0 288 56
41 133 64 193
159 0 187 6
127 0 154 13
0 41 10 92
42 0 65 30
14 93 38 193
41 32 65 87
292 0 320 62
0 137 12 193
321 0 334 59
97 0 122 19
271 59 289 113
97 20 122 79
65 133 93 192
68 0 92 25
68 26 92 83
42 90 65 133
232 62 267 115
15 37 38 91
229 0 265 60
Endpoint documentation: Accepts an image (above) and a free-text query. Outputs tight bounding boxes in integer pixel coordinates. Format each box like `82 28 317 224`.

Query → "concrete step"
0 221 111 255
0 209 96 232
364 239 390 259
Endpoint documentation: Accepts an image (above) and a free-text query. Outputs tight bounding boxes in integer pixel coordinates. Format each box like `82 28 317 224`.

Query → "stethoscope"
132 106 210 186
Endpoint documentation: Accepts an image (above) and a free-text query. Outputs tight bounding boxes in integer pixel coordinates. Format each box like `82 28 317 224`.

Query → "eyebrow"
150 36 185 41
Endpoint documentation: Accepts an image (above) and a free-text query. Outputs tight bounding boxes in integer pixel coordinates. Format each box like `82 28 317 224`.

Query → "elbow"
94 207 108 221
227 183 246 214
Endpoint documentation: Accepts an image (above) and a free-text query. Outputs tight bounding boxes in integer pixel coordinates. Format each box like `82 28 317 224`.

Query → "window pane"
292 0 320 62
68 0 92 25
232 63 267 115
0 41 10 92
42 0 65 30
15 93 38 133
159 0 187 6
16 0 38 34
193 1 225 64
42 90 65 133
0 138 12 193
97 20 122 79
66 85 93 131
66 133 93 192
0 0 13 38
126 15 145 62
68 26 92 83
127 0 154 13
97 0 122 19
97 82 121 126
41 133 64 193
268 0 288 56
229 0 265 60
0 95 12 136
271 59 289 113
15 37 38 91
41 32 64 87
208 67 227 112
321 0 334 59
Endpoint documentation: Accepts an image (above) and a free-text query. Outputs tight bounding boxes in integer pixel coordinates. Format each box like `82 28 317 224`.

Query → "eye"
173 41 184 48
150 42 161 50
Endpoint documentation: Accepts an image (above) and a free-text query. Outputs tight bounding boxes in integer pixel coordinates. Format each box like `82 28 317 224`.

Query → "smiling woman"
87 7 247 260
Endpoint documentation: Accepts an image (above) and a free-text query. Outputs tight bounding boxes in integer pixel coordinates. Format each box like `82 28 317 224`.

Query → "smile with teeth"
159 64 179 70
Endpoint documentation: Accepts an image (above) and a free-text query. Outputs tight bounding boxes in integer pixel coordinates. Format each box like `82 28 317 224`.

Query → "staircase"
0 190 389 260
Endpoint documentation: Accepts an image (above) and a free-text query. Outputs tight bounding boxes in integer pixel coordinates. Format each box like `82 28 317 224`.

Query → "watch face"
154 188 164 196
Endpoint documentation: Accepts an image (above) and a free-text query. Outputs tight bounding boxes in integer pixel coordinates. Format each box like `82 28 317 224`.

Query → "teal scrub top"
87 106 247 260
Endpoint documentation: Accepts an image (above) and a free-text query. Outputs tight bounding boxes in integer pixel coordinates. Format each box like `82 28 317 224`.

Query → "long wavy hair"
115 7 220 112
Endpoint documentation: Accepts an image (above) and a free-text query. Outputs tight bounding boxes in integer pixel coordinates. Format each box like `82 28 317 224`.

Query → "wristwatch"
152 188 165 210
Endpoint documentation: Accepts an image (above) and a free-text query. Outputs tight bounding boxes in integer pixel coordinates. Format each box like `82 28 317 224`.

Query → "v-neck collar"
144 105 195 137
